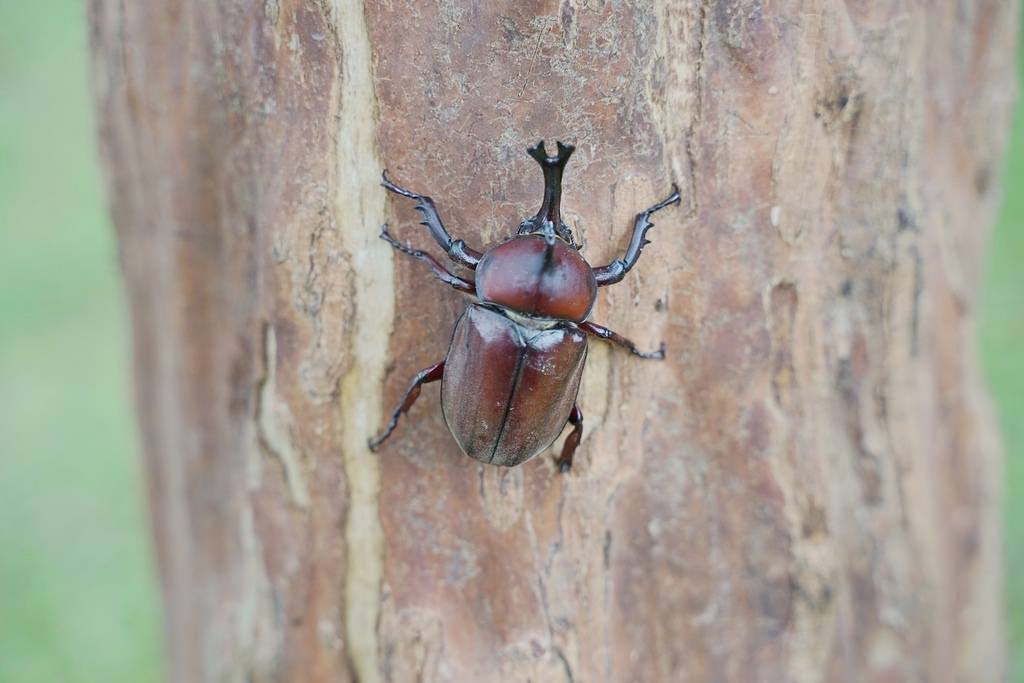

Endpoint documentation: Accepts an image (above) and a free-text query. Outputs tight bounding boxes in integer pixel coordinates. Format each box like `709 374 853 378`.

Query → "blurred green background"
0 3 161 682
988 30 1024 683
0 3 1020 682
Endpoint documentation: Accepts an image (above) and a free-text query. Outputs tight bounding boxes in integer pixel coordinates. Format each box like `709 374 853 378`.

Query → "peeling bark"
89 0 1017 681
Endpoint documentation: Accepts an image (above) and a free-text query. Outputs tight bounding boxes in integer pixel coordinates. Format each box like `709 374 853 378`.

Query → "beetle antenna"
524 140 575 242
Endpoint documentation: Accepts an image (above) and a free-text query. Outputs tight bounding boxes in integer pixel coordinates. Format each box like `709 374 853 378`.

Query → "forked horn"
526 140 575 235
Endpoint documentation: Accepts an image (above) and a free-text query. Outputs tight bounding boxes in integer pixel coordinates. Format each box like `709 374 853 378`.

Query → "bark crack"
255 321 311 508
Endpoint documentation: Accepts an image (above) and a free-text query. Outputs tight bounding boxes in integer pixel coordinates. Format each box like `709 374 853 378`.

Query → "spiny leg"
369 360 445 451
380 225 476 294
381 170 483 269
581 321 665 360
593 184 682 286
556 403 584 473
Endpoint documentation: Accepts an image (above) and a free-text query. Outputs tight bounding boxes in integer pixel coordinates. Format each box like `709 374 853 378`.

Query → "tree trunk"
89 1 1017 681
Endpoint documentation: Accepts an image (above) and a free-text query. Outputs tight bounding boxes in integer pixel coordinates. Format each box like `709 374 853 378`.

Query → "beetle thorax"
475 234 597 323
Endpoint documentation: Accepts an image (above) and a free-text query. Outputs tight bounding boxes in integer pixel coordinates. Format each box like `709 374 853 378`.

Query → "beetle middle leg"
380 225 476 294
381 170 483 269
592 184 682 286
369 360 445 451
581 321 665 360
555 403 584 473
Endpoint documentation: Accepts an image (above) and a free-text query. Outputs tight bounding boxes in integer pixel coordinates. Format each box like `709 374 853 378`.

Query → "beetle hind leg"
581 321 666 360
555 403 584 473
369 360 445 452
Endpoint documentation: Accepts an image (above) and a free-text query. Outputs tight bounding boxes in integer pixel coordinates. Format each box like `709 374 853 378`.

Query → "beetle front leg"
556 403 584 473
581 321 666 360
381 170 483 269
369 360 445 451
380 225 476 294
592 184 681 286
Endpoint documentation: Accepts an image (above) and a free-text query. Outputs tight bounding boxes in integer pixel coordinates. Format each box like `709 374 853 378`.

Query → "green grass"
0 2 1019 681
982 44 1024 683
0 2 162 682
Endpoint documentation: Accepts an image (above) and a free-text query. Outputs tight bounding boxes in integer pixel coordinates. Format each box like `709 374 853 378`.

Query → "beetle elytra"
369 141 680 472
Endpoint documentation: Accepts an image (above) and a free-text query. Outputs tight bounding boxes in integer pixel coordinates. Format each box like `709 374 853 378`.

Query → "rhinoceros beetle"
369 141 680 472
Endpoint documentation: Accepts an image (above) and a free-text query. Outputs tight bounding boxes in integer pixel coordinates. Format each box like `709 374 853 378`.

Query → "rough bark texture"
89 1 1017 681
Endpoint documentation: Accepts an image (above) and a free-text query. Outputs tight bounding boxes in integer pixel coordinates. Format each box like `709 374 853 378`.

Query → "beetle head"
519 140 578 248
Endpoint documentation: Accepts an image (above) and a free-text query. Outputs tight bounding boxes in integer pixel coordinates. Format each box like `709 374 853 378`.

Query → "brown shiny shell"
441 304 587 466
475 235 597 322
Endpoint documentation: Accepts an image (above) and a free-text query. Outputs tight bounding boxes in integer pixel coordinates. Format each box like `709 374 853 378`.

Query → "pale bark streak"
330 1 391 681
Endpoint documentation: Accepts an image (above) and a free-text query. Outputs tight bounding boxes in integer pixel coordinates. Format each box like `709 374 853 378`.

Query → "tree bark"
89 1 1017 681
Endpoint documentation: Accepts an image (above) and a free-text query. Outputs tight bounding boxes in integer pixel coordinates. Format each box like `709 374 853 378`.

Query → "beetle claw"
637 342 667 360
558 459 572 474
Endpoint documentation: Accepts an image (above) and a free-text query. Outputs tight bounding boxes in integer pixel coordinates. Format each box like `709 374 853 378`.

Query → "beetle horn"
526 140 575 238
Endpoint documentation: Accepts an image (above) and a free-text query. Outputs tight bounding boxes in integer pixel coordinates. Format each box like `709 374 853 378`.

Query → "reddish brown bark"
89 0 1016 681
